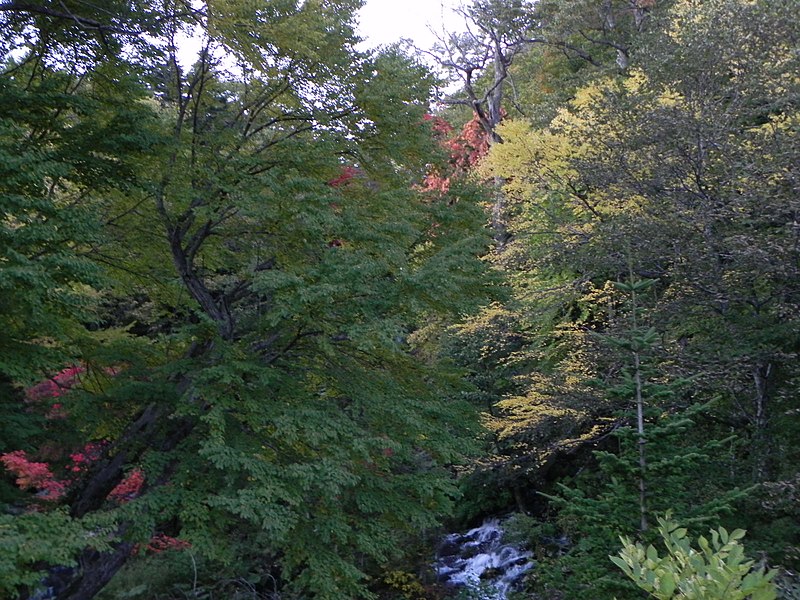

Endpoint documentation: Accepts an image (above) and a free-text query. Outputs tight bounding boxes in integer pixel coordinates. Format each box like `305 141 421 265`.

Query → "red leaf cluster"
445 117 490 173
2 367 146 505
68 442 107 473
423 113 454 138
0 450 66 500
25 366 85 402
108 468 145 503
2 440 146 504
327 165 360 188
419 114 491 195
146 534 191 553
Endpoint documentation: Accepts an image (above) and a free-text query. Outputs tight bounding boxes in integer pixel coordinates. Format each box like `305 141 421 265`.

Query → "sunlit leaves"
613 515 777 600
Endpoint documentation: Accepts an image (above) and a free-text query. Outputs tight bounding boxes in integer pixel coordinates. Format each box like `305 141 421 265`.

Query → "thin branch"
0 1 134 33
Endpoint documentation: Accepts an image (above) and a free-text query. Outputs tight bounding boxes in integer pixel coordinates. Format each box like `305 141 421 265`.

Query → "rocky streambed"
434 518 534 599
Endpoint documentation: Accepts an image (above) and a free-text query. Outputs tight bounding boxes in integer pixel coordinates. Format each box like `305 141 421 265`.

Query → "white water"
434 518 534 599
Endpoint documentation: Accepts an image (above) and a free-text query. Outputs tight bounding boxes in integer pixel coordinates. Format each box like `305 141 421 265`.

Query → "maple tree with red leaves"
419 113 491 195
23 365 116 419
1 443 146 504
422 112 454 138
68 442 107 474
445 116 491 173
2 370 87 501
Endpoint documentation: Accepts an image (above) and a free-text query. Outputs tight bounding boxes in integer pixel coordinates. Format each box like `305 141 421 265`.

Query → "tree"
428 0 537 143
462 0 799 595
532 0 660 69
478 0 800 492
0 3 496 599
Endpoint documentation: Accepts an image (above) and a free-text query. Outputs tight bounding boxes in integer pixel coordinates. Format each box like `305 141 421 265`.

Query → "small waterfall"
434 518 533 599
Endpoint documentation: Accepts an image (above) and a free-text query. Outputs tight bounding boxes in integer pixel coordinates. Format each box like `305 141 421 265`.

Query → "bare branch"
0 1 134 33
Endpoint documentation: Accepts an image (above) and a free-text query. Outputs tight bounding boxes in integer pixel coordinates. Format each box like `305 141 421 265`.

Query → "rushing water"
434 518 534 599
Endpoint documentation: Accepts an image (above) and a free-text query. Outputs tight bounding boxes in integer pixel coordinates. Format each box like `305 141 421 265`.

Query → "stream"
434 518 534 599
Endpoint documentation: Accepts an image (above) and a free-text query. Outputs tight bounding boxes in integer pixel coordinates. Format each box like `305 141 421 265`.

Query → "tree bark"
58 543 135 600
633 348 647 532
752 361 772 481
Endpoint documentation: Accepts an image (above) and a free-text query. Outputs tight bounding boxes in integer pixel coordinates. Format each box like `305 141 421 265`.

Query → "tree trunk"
633 348 647 532
752 361 772 481
57 543 135 600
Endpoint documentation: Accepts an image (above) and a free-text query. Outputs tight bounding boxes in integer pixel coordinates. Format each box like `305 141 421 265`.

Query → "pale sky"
171 1 467 69
356 0 465 50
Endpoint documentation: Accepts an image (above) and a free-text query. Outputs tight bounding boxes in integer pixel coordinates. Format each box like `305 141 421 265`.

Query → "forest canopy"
1 0 798 599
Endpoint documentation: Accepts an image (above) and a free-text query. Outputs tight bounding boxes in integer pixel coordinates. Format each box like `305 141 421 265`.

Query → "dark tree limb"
0 1 133 34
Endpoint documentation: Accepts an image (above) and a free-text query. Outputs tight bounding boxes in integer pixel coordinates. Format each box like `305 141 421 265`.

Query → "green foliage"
353 47 441 172
0 509 113 597
2 0 799 597
465 0 800 594
528 408 745 598
0 2 497 598
96 549 278 600
612 514 777 600
381 570 429 600
0 69 145 381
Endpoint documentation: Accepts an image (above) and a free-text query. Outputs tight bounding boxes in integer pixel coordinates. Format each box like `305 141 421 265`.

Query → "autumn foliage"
24 366 84 402
0 451 65 500
327 165 360 188
108 468 145 503
2 371 144 505
420 113 491 194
